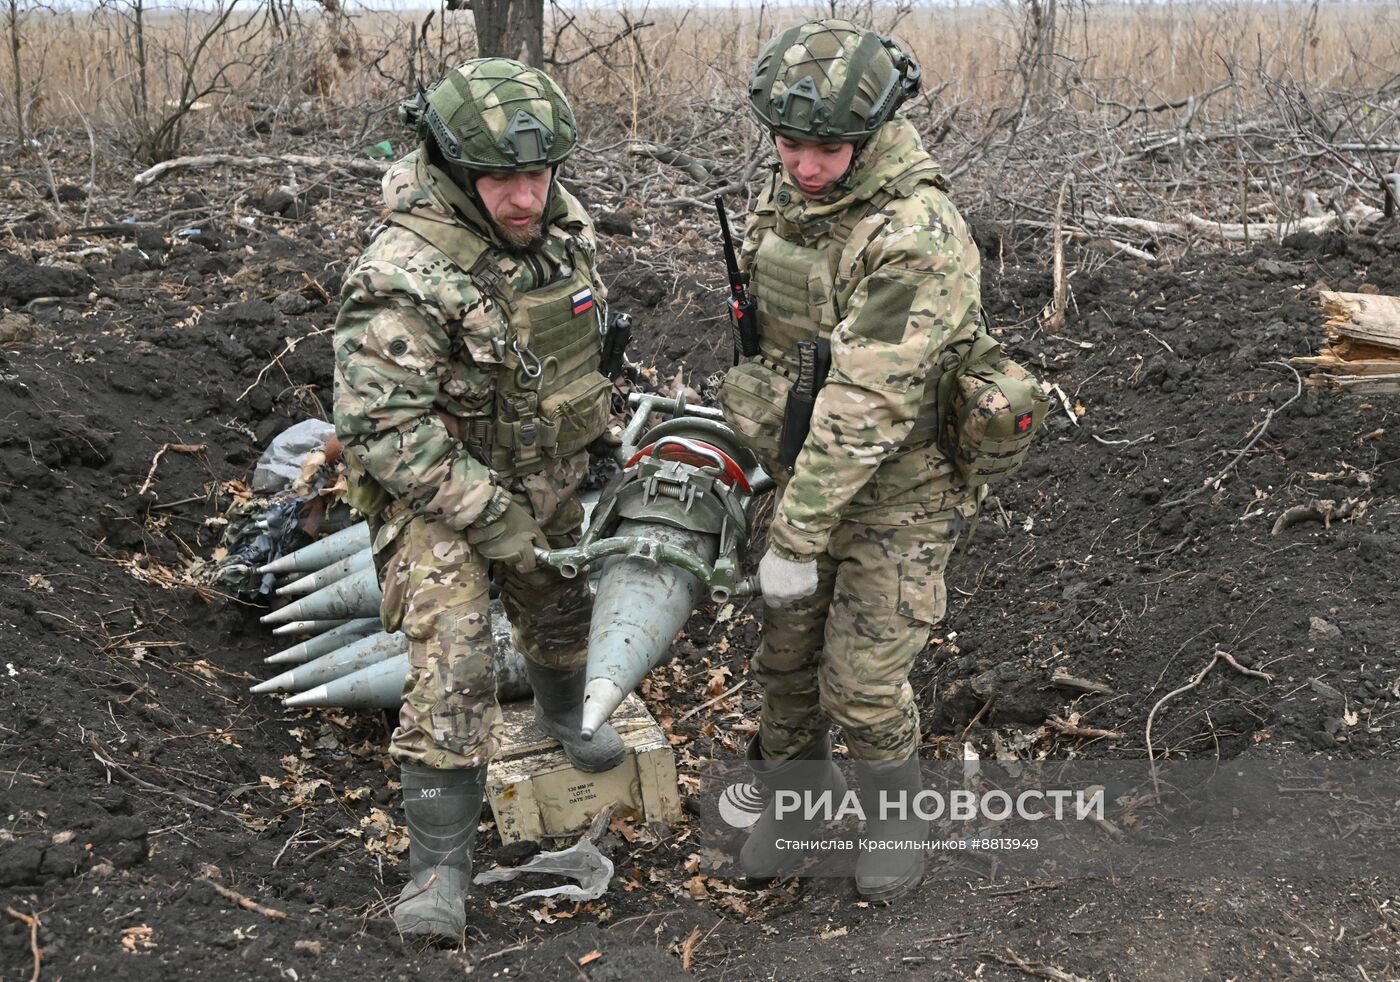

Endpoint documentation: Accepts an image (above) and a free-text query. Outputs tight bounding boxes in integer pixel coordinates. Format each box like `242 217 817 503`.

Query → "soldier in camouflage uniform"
715 20 983 901
333 59 623 940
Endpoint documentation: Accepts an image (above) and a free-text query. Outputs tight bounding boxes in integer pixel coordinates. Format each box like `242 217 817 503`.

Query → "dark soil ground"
1 152 1397 982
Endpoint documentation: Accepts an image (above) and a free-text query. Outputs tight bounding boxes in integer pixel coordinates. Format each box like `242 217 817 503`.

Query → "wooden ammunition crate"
485 693 682 843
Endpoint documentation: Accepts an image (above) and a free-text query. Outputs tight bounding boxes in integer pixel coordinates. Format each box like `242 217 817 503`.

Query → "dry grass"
3 2 1397 138
1 2 1395 264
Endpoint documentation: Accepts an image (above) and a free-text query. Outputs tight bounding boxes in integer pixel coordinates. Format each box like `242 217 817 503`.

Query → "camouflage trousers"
755 490 979 763
375 500 591 770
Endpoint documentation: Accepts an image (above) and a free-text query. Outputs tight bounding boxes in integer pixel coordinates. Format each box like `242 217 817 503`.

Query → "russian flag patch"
571 288 594 316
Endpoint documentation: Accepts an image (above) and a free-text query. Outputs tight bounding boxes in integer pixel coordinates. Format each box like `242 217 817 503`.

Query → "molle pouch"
495 391 550 474
948 357 1047 488
539 371 612 458
714 360 792 475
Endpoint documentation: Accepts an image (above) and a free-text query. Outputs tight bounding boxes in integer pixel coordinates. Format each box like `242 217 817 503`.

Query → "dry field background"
2 0 1399 262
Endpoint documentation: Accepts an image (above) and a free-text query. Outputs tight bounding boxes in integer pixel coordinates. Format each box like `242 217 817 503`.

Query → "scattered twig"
680 926 701 972
915 930 974 943
1145 649 1274 789
1047 716 1124 740
237 326 333 401
985 947 1091 982
677 677 747 723
959 694 997 742
477 942 528 964
4 905 42 982
1047 384 1081 427
1040 176 1071 333
1143 330 1175 355
137 443 207 497
197 876 287 920
1050 673 1114 696
148 493 209 512
89 739 224 814
301 837 348 863
1159 361 1302 508
301 271 333 305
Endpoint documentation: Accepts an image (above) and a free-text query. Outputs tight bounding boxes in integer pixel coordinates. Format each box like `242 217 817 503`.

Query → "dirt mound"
1 167 1396 980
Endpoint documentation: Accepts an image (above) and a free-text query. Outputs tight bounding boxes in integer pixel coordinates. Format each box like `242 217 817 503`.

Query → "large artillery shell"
276 548 374 598
252 631 406 694
260 566 382 626
271 618 355 637
283 653 409 709
579 520 716 739
281 624 531 708
265 617 382 665
258 522 370 576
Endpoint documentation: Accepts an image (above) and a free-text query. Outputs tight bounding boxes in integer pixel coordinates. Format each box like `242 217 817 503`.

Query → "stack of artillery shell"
251 522 530 709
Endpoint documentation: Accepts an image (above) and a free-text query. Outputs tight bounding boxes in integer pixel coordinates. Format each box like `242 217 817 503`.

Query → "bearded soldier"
715 21 985 901
333 59 622 939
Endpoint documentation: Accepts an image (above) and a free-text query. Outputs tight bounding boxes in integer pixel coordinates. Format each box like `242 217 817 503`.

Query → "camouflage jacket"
741 118 982 561
333 150 605 545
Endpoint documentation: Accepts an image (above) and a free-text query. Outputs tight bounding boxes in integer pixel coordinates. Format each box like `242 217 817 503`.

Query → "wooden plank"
1292 354 1400 375
1319 372 1400 393
1319 291 1400 349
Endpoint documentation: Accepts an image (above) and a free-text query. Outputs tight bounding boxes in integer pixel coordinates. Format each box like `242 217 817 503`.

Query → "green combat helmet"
402 57 577 171
749 19 920 143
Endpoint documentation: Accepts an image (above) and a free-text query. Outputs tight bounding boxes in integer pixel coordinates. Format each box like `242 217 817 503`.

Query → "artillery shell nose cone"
264 618 381 666
257 522 370 575
580 679 623 741
252 667 297 694
283 685 329 708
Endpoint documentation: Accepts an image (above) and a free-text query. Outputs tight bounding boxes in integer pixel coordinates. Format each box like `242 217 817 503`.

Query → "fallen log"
626 141 720 184
134 153 390 188
1081 203 1384 244
1294 291 1400 393
1319 291 1400 349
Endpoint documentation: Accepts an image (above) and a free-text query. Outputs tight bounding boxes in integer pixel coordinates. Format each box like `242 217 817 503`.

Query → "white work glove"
758 549 819 608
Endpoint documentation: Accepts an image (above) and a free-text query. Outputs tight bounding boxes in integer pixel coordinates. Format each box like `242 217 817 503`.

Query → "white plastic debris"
472 839 614 905
253 418 336 492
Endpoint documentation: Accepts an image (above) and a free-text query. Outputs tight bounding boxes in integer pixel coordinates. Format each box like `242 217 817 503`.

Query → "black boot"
524 661 625 773
740 732 847 878
392 764 485 940
854 755 927 901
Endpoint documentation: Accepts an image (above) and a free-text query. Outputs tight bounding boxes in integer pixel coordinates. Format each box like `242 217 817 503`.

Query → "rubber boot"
854 755 927 902
740 732 847 878
392 763 484 941
524 661 625 773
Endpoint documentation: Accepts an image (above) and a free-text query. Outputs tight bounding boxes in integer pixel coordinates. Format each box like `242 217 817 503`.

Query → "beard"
495 217 545 252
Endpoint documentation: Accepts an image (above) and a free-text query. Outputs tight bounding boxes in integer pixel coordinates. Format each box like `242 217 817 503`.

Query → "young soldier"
333 59 621 939
716 20 983 901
